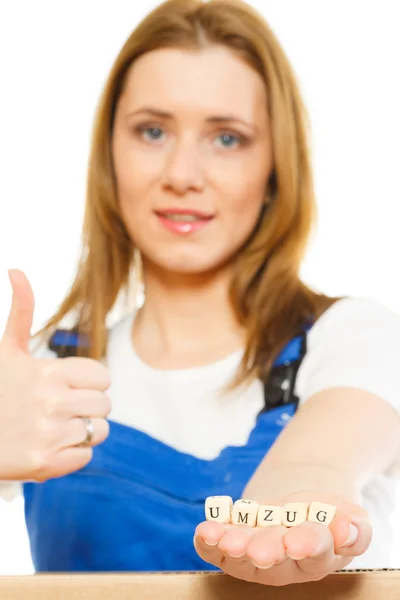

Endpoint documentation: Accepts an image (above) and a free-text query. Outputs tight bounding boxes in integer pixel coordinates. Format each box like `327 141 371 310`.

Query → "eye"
135 125 165 142
215 132 247 149
133 124 248 149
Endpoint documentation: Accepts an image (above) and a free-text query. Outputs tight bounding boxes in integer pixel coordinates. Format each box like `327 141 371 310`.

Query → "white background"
0 0 399 573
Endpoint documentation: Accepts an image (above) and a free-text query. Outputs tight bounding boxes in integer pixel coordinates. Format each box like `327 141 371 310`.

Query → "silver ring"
79 416 94 447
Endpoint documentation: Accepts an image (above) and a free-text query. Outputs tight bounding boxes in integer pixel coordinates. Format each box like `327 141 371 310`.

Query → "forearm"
243 462 362 505
242 388 400 507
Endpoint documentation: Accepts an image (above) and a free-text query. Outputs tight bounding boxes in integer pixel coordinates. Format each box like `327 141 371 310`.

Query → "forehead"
119 46 268 122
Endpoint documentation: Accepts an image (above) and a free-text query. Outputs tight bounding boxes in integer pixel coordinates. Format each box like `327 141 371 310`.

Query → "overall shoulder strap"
261 325 310 414
48 329 90 358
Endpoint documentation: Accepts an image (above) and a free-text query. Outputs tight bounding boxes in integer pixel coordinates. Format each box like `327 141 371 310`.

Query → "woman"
1 0 400 586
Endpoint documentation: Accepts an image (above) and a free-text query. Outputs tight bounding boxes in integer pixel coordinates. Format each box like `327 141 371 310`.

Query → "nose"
162 137 205 194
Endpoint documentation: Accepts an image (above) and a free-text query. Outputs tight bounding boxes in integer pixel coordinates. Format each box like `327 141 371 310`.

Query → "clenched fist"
0 269 111 482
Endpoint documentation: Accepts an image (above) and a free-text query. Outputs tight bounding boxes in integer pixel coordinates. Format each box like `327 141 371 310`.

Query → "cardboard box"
0 570 399 600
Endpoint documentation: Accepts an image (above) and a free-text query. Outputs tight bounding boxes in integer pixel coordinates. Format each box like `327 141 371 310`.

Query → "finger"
60 357 111 391
195 522 258 572
250 552 339 587
194 521 229 567
329 512 373 557
2 269 34 353
284 521 332 560
218 524 258 559
63 417 110 449
283 521 341 577
246 525 287 568
59 389 112 419
33 447 94 481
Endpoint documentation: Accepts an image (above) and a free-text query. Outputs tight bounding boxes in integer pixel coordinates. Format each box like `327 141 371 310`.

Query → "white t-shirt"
1 296 400 569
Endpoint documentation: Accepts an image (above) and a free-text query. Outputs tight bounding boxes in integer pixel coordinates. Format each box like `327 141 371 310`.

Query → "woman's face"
112 45 273 275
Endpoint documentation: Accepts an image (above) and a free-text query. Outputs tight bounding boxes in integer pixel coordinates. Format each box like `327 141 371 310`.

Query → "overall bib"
23 327 308 572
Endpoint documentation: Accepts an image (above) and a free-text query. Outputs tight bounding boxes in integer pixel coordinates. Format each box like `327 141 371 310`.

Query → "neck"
132 260 246 368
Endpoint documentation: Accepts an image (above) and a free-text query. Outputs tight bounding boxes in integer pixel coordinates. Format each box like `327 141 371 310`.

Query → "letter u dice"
205 496 233 523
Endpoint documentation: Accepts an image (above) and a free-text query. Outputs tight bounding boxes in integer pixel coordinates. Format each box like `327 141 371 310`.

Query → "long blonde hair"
34 0 342 386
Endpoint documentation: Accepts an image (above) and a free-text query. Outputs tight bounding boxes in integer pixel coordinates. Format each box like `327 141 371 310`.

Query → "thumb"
2 269 35 354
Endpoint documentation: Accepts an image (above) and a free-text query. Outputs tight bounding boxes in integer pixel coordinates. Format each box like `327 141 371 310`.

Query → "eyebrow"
124 106 258 132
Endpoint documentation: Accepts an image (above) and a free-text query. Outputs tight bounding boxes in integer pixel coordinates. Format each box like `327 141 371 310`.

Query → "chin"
149 252 232 277
163 261 220 276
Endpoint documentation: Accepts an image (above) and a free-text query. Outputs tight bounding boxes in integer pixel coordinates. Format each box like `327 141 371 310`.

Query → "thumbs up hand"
0 269 111 482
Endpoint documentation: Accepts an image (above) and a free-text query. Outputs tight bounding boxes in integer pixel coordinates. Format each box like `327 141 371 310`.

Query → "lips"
154 209 214 234
155 209 214 220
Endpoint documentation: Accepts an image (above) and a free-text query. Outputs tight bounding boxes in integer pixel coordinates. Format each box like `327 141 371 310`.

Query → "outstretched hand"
194 491 372 586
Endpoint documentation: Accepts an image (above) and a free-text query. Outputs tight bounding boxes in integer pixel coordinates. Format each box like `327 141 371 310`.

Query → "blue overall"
23 328 308 572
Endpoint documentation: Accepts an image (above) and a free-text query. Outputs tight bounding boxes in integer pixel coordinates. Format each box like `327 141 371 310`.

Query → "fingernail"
227 551 246 558
204 539 219 546
251 560 274 569
287 553 307 561
339 523 359 548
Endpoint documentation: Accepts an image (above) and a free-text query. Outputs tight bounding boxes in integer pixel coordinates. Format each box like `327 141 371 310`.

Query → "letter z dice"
257 504 284 527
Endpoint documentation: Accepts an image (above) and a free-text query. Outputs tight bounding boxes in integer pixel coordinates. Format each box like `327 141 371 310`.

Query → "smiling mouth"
156 212 212 222
155 211 214 234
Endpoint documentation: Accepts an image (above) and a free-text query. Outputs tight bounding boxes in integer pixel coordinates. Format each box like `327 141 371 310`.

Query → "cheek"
114 166 145 236
114 160 151 220
113 134 154 199
225 182 265 225
115 159 142 197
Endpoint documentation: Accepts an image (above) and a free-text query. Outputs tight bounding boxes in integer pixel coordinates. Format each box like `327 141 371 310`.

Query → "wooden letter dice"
307 502 336 526
231 499 259 527
205 496 233 523
257 504 284 527
282 502 309 527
